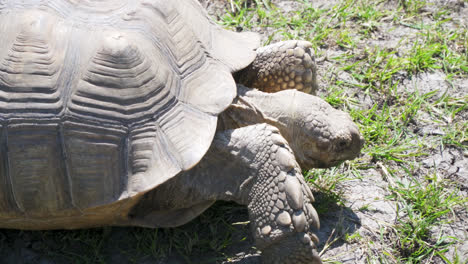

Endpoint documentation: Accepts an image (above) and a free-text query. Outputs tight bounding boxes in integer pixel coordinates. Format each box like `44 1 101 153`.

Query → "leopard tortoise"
0 0 364 263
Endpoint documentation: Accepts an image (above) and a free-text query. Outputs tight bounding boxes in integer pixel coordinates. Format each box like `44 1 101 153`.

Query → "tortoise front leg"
235 40 318 94
128 123 322 263
207 124 322 264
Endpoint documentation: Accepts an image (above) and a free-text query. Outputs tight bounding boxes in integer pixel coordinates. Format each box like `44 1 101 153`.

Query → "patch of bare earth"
203 0 467 263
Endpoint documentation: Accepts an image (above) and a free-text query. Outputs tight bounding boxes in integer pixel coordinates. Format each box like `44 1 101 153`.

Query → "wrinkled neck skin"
219 85 363 169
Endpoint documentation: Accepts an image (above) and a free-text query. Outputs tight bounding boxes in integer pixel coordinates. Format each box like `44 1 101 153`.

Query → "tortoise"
0 0 364 263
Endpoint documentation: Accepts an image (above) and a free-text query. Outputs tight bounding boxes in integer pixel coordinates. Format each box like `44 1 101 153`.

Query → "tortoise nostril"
338 140 349 149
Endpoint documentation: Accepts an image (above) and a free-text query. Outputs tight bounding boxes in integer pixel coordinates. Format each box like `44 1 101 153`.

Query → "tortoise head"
225 86 364 169
276 90 365 169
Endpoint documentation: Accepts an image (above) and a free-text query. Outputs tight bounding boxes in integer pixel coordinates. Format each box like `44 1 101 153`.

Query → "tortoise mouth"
300 151 341 169
315 159 343 168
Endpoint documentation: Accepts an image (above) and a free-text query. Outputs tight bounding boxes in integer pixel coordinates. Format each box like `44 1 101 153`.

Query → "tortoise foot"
252 167 321 264
262 232 322 264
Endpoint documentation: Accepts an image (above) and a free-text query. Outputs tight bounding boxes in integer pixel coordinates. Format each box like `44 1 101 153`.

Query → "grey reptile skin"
0 1 364 263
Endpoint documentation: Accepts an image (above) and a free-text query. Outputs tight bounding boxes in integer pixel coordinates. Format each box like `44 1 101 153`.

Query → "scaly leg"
235 40 318 94
193 124 322 263
129 124 322 263
220 124 321 263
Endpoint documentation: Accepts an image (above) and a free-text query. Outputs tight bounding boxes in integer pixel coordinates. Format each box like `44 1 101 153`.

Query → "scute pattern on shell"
0 0 258 228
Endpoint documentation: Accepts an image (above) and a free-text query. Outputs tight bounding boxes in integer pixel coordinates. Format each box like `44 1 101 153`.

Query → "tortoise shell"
0 0 258 228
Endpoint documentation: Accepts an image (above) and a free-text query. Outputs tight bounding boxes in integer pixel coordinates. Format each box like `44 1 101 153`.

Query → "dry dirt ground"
201 1 467 263
0 1 466 264
202 1 467 264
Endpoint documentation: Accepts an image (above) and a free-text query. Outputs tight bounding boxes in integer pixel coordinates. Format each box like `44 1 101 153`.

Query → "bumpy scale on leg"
238 124 321 264
236 40 318 94
133 124 323 263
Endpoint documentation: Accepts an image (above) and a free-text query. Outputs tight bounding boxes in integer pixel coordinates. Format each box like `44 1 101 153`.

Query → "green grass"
218 0 467 263
383 171 467 263
0 202 249 264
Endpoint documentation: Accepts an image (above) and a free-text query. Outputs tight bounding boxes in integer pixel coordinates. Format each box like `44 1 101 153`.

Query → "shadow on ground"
0 197 359 264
